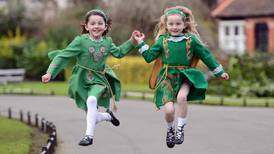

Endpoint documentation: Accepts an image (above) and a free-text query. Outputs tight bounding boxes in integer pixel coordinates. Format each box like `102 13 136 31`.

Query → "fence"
0 107 57 154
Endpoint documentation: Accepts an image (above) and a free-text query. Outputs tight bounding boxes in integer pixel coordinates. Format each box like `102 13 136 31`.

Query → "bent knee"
87 96 97 104
177 95 187 104
164 103 175 115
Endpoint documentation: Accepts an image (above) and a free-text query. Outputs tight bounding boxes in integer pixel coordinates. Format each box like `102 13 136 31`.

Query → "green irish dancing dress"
47 34 135 111
137 33 224 109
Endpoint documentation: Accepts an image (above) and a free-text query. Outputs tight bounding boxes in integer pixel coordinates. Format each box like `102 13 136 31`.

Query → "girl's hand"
130 30 140 46
221 73 229 80
134 32 145 45
41 73 51 83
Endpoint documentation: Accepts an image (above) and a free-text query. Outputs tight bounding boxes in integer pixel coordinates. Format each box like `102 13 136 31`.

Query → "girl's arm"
45 36 82 80
135 35 163 63
108 36 135 58
192 36 227 78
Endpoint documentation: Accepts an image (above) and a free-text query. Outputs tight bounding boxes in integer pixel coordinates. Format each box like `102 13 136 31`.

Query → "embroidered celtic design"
163 38 169 58
86 71 94 81
186 38 192 61
89 46 104 62
100 47 105 53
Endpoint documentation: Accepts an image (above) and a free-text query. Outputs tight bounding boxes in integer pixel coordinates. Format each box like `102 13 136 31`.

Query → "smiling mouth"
92 30 102 33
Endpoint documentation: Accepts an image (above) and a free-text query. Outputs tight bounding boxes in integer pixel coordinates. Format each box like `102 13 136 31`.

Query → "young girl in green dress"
134 6 229 148
42 9 137 146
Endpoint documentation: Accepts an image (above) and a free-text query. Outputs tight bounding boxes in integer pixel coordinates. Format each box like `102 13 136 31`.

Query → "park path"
1 95 274 154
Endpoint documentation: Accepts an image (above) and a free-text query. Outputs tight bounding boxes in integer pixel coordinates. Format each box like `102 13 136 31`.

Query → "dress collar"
167 34 191 42
167 35 191 42
84 34 104 42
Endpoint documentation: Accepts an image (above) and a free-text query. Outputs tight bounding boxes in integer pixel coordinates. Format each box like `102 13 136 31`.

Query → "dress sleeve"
136 36 163 63
46 36 82 79
192 35 224 77
108 37 135 58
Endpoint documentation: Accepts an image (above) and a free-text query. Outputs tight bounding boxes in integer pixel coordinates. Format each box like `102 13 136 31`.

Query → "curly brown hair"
154 6 204 45
80 9 112 36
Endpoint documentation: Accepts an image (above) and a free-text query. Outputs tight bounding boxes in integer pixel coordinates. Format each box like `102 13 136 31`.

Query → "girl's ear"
85 24 89 31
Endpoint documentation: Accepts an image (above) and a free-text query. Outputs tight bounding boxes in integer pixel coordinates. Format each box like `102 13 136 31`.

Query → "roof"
212 0 274 19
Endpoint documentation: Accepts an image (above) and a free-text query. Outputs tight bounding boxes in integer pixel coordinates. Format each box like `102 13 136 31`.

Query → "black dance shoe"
106 109 120 126
175 125 185 144
78 135 93 146
166 127 175 148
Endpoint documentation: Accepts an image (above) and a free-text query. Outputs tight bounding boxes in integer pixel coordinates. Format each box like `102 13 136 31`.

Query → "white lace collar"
88 35 103 42
167 35 191 42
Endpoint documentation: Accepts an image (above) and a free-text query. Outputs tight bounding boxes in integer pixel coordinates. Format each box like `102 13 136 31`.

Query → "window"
225 26 229 36
255 23 268 52
234 26 238 35
219 20 246 54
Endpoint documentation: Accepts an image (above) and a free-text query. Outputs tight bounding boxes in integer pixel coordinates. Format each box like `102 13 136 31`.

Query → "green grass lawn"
0 81 150 96
0 81 68 95
1 81 274 107
0 117 32 154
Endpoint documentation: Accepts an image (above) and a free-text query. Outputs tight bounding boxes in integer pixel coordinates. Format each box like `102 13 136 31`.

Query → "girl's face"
85 15 107 39
166 14 185 36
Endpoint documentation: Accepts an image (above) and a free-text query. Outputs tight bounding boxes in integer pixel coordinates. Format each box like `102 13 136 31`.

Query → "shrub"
208 53 274 97
106 56 153 85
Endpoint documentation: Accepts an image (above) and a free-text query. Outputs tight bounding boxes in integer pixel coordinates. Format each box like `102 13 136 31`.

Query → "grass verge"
0 117 48 154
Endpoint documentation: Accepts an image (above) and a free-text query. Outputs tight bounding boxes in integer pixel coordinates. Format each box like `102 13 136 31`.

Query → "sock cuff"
167 121 174 129
177 117 187 127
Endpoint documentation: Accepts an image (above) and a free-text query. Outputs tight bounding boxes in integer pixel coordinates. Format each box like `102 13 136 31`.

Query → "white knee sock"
85 96 97 137
167 121 174 129
96 112 111 124
177 117 187 127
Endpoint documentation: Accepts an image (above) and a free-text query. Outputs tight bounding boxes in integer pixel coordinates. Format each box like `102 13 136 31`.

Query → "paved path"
1 95 274 154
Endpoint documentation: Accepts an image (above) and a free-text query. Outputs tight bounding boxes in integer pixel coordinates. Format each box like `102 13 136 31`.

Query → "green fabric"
141 33 224 109
154 67 207 109
165 9 186 17
136 41 146 49
46 34 134 110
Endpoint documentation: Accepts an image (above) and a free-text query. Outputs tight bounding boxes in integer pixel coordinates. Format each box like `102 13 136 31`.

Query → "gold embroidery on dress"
163 38 169 58
86 71 94 81
163 80 173 91
89 46 104 62
100 46 106 54
162 96 168 105
186 34 192 61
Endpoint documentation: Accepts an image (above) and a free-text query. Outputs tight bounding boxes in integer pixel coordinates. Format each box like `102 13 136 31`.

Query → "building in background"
212 0 274 55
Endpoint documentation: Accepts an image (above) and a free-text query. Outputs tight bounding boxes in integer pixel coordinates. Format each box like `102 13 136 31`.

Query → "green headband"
165 9 186 18
86 9 107 21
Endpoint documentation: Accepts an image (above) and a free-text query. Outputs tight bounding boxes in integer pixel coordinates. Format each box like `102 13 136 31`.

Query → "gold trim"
76 63 117 112
163 38 169 58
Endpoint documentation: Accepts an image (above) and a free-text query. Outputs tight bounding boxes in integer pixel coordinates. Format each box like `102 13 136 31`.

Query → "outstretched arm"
109 33 136 58
41 36 82 83
134 32 162 63
192 36 229 80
